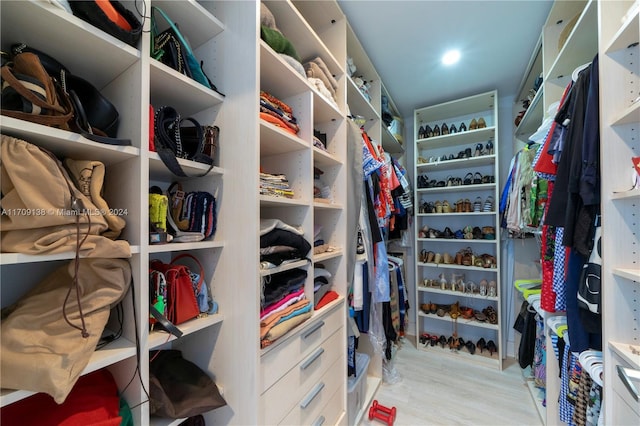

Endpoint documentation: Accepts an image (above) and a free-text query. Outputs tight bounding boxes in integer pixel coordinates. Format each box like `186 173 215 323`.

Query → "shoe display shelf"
599 0 640 423
413 90 503 370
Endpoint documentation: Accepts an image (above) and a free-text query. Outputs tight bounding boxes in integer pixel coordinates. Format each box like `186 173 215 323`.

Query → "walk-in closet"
0 1 637 425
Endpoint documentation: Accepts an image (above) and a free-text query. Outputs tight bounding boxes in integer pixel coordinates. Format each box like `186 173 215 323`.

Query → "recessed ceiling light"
442 49 461 65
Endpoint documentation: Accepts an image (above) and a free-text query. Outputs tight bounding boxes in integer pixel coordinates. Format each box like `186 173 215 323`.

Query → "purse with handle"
151 6 215 91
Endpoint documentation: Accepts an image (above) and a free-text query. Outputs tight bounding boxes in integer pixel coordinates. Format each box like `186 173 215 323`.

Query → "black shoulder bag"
153 106 218 178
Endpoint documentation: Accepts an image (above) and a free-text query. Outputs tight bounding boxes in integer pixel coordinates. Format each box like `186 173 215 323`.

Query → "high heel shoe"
487 340 497 356
469 118 478 130
477 337 486 353
486 140 494 155
438 335 447 348
466 340 476 355
474 143 484 157
433 124 441 137
425 125 434 138
449 124 457 134
441 123 449 135
459 122 467 132
477 117 487 129
418 126 426 139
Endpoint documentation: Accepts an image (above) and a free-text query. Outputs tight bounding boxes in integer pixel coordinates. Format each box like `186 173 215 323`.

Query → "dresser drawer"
278 356 345 426
306 386 345 426
261 301 344 393
260 330 343 425
612 353 640 420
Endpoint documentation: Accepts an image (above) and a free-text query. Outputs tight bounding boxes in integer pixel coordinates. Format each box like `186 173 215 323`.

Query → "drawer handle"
617 364 640 401
301 347 325 370
302 320 325 340
312 415 326 426
300 382 325 409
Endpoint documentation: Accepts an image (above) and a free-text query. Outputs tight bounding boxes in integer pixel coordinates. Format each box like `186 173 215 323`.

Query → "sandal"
463 172 473 185
463 225 473 240
482 226 496 240
482 174 495 184
473 172 483 185
442 227 454 238
473 196 482 212
483 196 494 212
464 198 472 212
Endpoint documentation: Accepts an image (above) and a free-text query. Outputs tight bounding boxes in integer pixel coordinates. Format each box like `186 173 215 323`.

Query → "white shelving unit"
0 1 354 425
413 90 503 369
599 0 640 423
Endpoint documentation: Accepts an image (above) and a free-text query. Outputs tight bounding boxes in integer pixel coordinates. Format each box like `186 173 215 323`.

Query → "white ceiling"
337 0 554 118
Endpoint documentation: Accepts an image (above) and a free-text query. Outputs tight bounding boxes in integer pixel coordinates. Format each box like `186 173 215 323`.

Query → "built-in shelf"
417 311 499 330
417 285 499 301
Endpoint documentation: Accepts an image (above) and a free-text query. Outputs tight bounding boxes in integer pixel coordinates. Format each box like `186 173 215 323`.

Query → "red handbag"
150 259 199 325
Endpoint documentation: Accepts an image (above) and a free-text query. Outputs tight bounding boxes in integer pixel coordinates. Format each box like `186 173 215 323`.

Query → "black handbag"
153 106 218 177
69 1 142 47
149 350 226 419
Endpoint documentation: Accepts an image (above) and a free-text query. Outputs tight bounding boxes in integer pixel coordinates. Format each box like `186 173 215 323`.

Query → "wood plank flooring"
359 337 543 426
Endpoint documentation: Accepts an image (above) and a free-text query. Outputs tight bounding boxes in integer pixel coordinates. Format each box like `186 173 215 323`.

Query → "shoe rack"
598 0 640 423
1 1 354 425
413 90 502 369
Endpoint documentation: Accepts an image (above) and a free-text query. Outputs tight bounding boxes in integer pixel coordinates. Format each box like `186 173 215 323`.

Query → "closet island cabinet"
413 90 503 369
0 1 353 425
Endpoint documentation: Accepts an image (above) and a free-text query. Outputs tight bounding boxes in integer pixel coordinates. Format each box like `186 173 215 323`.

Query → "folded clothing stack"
260 172 293 199
304 57 339 106
260 91 300 135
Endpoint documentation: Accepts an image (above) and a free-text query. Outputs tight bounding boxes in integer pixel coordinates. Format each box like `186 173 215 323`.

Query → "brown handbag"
1 52 74 129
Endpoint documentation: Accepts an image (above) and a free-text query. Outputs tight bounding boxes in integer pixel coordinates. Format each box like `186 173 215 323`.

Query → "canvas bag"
0 135 130 258
0 258 132 403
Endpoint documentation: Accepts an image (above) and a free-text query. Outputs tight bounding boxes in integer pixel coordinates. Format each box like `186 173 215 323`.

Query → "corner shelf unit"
413 90 502 370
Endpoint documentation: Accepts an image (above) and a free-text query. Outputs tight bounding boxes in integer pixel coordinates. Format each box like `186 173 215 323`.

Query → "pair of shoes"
441 123 449 135
482 226 496 240
433 125 441 137
469 118 487 130
474 143 485 157
473 196 482 212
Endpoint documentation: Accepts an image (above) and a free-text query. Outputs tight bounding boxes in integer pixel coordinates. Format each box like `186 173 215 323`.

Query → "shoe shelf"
416 183 495 194
314 249 343 262
418 262 498 272
414 90 502 370
416 127 495 150
417 341 501 365
416 154 496 170
417 312 499 331
417 285 499 302
416 238 496 245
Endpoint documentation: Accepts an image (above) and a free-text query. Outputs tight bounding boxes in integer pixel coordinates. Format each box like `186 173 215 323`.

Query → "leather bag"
149 350 226 419
149 259 200 325
151 6 214 90
168 182 218 240
69 0 142 47
153 105 217 177
1 52 74 130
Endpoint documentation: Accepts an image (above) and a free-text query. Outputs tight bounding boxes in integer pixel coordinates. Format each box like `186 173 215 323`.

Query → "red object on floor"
368 399 396 426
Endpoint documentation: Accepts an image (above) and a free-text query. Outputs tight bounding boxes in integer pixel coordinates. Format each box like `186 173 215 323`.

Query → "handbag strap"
151 6 196 57
171 253 205 293
154 106 214 178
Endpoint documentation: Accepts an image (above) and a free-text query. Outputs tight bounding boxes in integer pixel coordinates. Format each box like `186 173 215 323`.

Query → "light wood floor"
359 337 543 426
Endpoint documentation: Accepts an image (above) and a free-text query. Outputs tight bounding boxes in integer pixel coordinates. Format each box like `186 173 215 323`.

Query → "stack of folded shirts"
260 91 300 135
304 57 339 106
314 265 332 307
260 219 311 266
260 172 293 198
260 268 311 348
